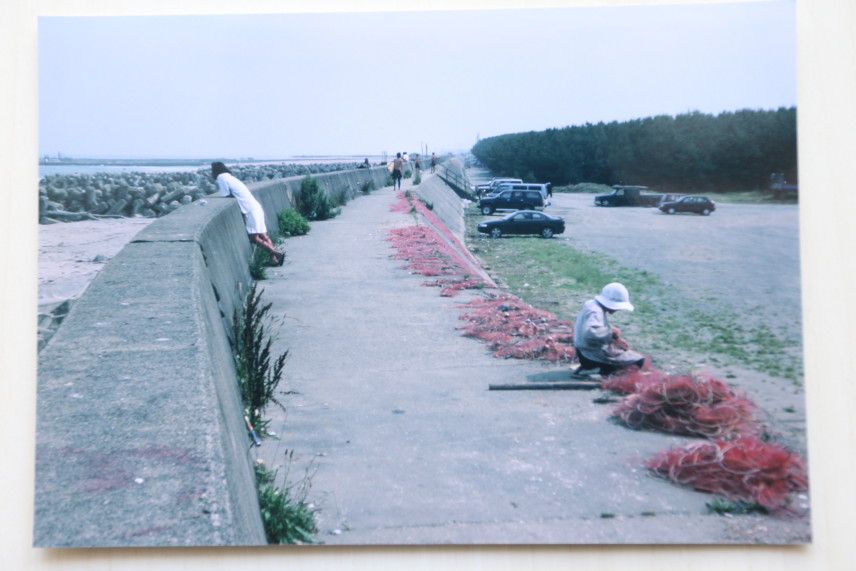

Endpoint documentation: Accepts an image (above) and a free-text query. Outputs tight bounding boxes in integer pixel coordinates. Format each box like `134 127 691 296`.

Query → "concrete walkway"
254 174 803 545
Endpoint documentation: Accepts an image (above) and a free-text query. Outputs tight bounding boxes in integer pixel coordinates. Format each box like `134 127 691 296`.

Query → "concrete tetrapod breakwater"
34 166 391 547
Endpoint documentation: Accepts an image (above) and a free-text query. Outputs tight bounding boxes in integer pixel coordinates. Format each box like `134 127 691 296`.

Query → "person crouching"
572 282 645 378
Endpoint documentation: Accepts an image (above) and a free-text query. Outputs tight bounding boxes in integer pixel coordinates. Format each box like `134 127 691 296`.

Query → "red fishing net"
608 371 759 439
457 295 575 361
647 436 808 513
602 368 669 394
387 192 488 294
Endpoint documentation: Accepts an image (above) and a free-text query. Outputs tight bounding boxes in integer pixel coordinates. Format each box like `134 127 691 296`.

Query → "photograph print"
34 1 808 547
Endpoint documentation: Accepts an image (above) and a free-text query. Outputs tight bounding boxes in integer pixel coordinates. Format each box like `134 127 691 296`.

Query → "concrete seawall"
34 166 394 547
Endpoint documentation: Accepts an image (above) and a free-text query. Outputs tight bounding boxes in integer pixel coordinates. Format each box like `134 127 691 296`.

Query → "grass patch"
255 455 318 544
702 190 797 204
250 247 274 280
552 182 614 194
277 207 311 238
464 204 802 381
249 236 287 281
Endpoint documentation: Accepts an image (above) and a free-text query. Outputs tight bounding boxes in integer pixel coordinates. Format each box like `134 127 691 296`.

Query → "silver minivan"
493 182 552 201
474 177 523 197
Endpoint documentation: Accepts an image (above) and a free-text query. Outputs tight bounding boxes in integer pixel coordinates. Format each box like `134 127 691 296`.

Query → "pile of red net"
606 370 759 439
601 368 669 394
604 368 809 512
457 294 575 361
387 192 488 296
387 226 461 277
647 436 809 513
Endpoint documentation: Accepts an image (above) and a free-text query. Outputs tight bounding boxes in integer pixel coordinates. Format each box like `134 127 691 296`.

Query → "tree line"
471 107 797 192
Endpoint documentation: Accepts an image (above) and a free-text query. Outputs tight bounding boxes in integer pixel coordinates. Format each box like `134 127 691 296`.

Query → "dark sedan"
659 195 716 215
477 210 565 238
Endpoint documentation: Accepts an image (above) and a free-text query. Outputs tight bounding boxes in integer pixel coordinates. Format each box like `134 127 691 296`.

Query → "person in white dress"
211 162 284 265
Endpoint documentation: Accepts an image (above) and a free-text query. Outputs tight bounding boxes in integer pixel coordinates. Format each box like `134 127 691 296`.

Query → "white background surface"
3 1 853 569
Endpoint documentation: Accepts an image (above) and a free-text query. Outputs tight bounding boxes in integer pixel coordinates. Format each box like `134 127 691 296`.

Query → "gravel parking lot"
546 192 802 347
467 172 806 459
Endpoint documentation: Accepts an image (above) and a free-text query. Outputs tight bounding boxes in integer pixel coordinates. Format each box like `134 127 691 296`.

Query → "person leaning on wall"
211 161 284 265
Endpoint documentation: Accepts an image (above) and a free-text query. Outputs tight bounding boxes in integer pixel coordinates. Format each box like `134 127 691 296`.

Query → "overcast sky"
38 0 796 160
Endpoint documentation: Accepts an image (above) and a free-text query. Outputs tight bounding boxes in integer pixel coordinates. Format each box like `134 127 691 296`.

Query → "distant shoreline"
39 155 389 167
38 156 390 178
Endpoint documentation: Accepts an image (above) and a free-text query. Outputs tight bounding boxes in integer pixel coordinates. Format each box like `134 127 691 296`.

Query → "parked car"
659 195 716 215
658 193 686 205
477 189 545 215
473 177 523 197
594 185 663 207
492 182 552 201
477 210 565 239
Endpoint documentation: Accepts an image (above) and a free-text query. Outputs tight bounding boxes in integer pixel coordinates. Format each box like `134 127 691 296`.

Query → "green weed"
277 207 311 238
706 498 768 516
233 284 287 438
249 247 269 281
254 455 318 544
297 175 340 221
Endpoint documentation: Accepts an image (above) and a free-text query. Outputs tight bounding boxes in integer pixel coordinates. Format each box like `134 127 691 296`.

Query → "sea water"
39 164 205 178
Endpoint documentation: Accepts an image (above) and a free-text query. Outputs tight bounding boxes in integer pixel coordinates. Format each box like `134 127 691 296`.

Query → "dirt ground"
546 192 802 345
38 217 156 309
543 192 806 449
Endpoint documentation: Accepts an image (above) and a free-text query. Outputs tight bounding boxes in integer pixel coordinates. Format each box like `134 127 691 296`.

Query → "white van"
493 182 552 201
474 178 523 197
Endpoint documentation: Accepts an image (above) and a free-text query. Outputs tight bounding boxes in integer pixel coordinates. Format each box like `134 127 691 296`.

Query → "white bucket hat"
595 282 634 312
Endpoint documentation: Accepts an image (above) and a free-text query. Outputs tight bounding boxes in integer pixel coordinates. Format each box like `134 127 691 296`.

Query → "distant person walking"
430 152 437 173
391 152 404 191
211 161 284 265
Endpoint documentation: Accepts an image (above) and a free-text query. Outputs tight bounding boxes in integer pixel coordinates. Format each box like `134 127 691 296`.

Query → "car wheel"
667 207 676 215
702 209 711 216
481 205 494 215
490 227 502 239
541 227 554 239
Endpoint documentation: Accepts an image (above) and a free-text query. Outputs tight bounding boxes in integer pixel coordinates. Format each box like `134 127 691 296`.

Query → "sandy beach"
38 217 156 309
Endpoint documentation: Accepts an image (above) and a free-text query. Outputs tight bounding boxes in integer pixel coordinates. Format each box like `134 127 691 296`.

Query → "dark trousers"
578 352 644 376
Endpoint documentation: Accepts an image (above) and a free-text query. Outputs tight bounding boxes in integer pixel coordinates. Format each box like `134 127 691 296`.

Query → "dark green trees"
471 107 797 192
